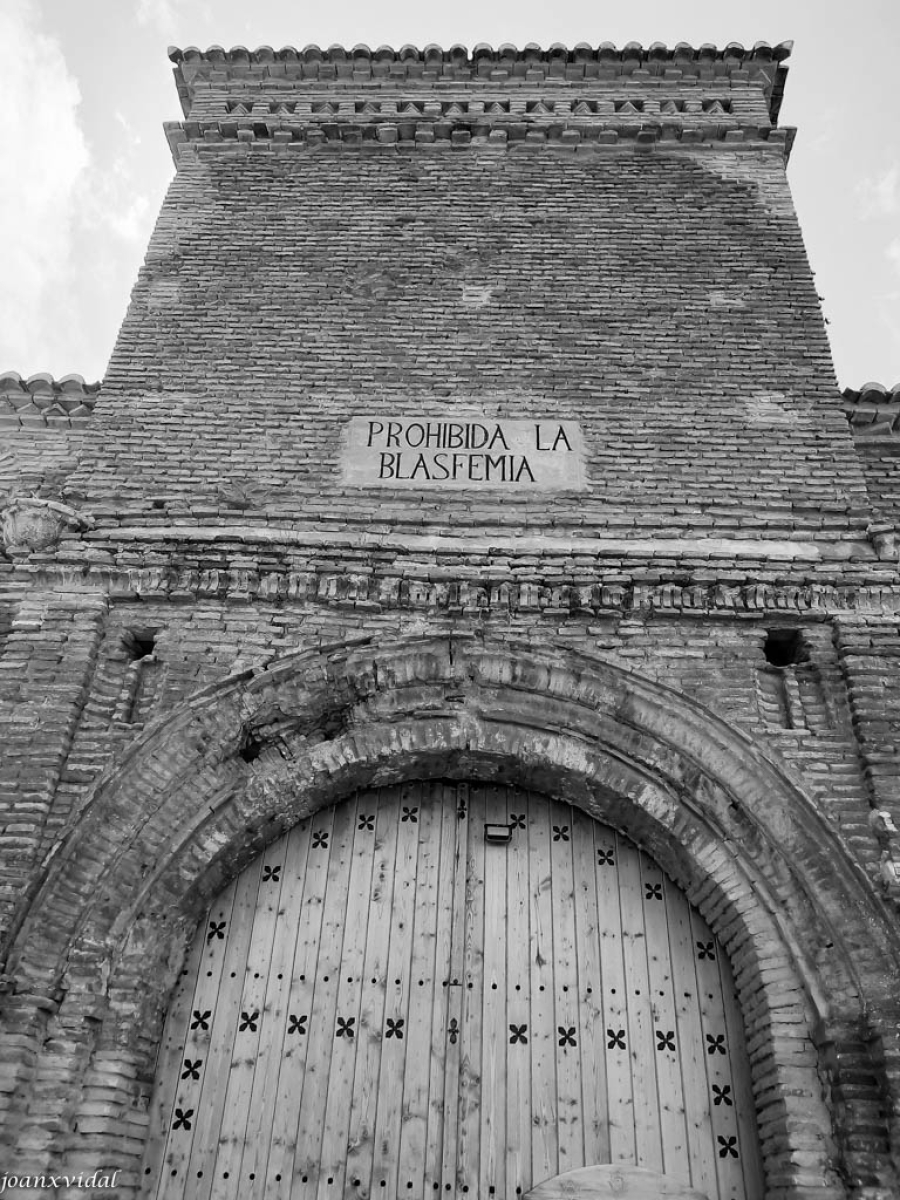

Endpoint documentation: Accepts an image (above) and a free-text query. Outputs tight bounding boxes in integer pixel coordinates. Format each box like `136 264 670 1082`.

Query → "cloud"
857 163 900 218
888 239 900 279
0 0 89 369
136 0 212 34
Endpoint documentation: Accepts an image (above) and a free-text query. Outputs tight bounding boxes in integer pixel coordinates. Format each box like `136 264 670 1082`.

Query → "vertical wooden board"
456 784 486 1196
372 781 423 1197
527 791 558 1187
594 832 634 1164
345 788 401 1198
317 792 379 1199
550 799 583 1176
479 784 508 1199
692 907 741 1200
185 857 264 1200
640 855 690 1187
719 942 763 1200
217 837 290 1200
148 884 234 1200
264 818 325 1197
243 820 316 1200
398 782 444 1196
292 801 356 1195
505 786 533 1197
664 876 719 1200
617 838 663 1173
441 782 471 1198
424 783 462 1195
570 810 609 1169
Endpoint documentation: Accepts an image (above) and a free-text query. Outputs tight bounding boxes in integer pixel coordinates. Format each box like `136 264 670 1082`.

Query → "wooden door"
142 782 763 1200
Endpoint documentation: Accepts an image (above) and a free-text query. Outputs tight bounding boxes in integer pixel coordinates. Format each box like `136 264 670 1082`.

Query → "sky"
1 0 899 390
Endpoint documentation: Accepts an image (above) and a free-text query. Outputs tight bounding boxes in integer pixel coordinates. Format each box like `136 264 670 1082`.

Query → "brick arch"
3 634 899 1196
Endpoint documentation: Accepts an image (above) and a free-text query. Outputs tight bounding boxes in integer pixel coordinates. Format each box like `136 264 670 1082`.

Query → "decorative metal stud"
607 1028 626 1050
336 1016 356 1039
181 1059 202 1080
288 1015 307 1035
655 1030 676 1051
509 1024 528 1044
240 1010 260 1032
552 825 569 842
401 806 419 823
191 1010 211 1031
172 1108 194 1131
261 865 281 882
447 1018 459 1044
697 941 716 960
706 1033 727 1055
597 848 615 865
717 1135 739 1159
358 814 375 831
558 1026 576 1047
312 831 329 849
712 1084 733 1107
385 1018 405 1039
509 814 526 829
645 882 663 901
207 921 226 942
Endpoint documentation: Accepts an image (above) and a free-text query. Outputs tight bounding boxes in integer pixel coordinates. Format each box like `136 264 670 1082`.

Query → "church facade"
1 40 899 1200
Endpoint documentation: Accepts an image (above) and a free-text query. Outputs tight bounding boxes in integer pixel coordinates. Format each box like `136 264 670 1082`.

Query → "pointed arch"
3 634 898 1195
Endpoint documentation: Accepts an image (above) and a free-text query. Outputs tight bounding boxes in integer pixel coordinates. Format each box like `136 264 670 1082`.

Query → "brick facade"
1 41 899 1200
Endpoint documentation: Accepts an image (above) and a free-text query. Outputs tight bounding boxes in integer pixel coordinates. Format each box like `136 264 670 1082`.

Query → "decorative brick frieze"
16 561 900 616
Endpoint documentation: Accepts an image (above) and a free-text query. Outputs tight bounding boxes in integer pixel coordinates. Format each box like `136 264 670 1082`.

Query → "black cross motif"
207 921 226 942
712 1084 733 1107
401 806 419 823
447 1018 459 1044
552 825 570 842
288 1015 307 1035
172 1108 194 1131
336 1016 356 1039
509 814 526 829
558 1026 577 1047
457 803 467 820
385 1018 405 1039
607 1028 626 1050
181 1058 202 1080
645 882 663 901
697 940 716 961
239 1010 259 1032
656 1030 676 1052
190 1010 211 1031
717 1135 739 1159
358 814 375 831
706 1033 727 1055
597 848 615 865
509 1024 528 1044
312 830 329 849
261 865 281 882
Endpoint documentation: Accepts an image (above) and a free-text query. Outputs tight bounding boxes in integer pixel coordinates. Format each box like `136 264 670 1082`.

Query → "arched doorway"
143 782 763 1200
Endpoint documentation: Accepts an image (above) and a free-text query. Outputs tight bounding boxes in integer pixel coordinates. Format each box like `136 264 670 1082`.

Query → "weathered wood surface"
144 784 761 1199
524 1164 711 1198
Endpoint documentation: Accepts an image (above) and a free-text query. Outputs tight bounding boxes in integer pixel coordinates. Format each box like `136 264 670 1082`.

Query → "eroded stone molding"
2 636 898 1196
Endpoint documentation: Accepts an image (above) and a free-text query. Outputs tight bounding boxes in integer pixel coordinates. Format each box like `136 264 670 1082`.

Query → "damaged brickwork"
1 40 900 1200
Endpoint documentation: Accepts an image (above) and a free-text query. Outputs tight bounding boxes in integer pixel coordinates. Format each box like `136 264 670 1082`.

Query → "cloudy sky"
2 0 898 389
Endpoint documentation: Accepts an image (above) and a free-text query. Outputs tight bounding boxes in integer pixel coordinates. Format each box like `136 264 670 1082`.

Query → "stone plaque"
342 417 586 489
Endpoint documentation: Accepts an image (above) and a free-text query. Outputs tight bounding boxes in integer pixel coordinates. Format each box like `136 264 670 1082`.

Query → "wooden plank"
148 884 235 1199
550 798 583 1176
242 820 315 1200
371 781 423 1197
570 809 609 1169
525 1163 711 1198
505 785 533 1197
455 783 486 1195
664 874 719 1200
692 906 739 1200
479 784 508 1199
344 787 401 1197
291 801 355 1196
527 790 558 1187
262 817 324 1196
618 836 663 1172
185 856 263 1200
216 837 289 1200
594 831 634 1165
316 792 378 1199
640 854 690 1188
720 935 764 1200
441 781 470 1198
424 782 461 1194
398 781 444 1196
